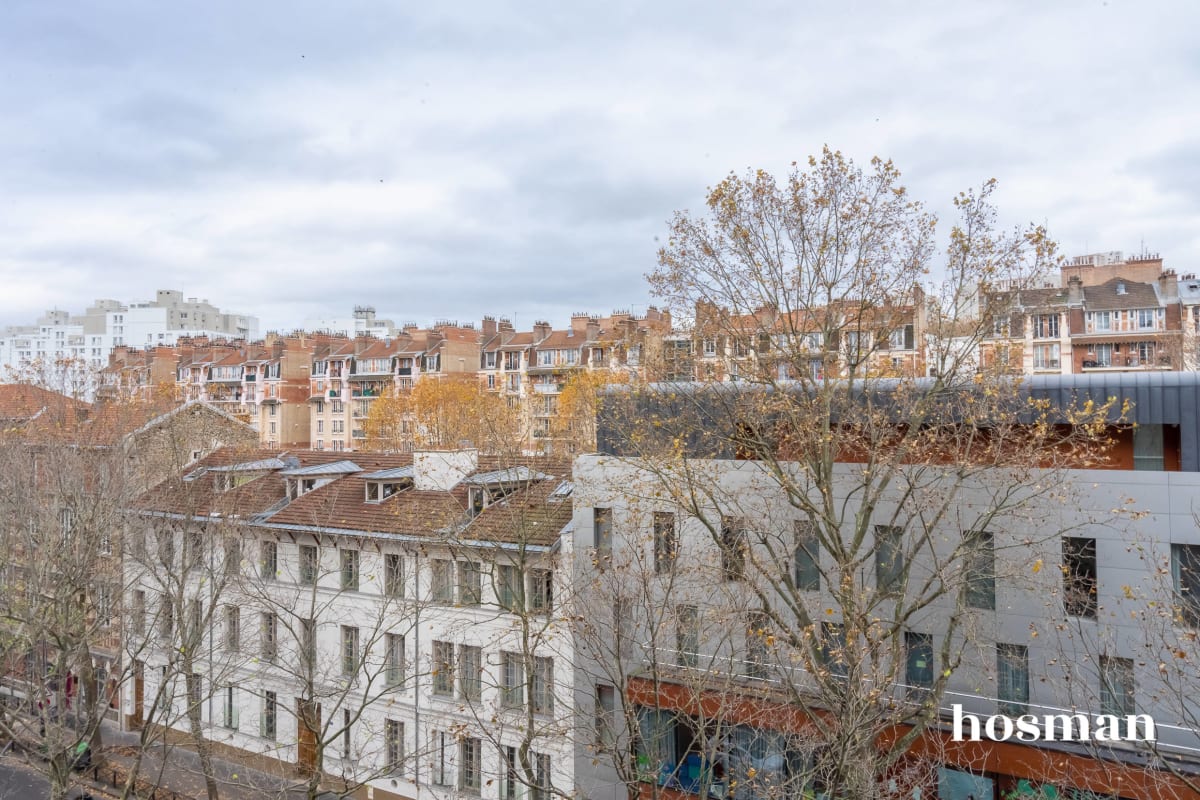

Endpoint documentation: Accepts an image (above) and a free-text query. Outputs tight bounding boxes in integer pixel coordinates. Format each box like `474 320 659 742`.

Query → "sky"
1 0 1198 334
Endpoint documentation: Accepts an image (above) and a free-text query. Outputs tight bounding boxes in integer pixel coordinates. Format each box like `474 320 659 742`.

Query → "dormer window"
366 479 411 503
288 476 336 499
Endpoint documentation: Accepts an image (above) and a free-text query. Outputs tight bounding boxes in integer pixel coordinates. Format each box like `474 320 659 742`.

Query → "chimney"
586 318 601 341
1160 270 1179 302
533 320 552 341
481 316 498 338
413 449 478 491
1067 275 1084 305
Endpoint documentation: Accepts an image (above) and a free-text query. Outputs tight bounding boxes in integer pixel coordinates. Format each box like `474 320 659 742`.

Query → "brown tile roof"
131 447 292 518
459 476 573 546
0 384 88 423
1082 277 1162 311
533 330 585 350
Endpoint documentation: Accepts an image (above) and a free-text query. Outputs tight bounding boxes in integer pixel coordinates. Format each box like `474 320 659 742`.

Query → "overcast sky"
1 1 1197 333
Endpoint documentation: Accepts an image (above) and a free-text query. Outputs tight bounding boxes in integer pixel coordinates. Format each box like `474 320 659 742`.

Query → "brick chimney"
533 320 552 342
1067 275 1084 305
1160 270 1179 302
481 316 498 338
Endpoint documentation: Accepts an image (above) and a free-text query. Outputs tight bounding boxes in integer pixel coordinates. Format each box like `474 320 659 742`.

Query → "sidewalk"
88 720 313 799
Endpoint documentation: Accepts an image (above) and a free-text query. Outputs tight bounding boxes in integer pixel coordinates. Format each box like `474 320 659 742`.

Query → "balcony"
533 383 564 394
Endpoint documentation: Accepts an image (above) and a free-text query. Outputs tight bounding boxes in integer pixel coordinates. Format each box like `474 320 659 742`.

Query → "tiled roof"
1082 277 1161 311
459 477 573 546
0 384 88 423
533 330 584 350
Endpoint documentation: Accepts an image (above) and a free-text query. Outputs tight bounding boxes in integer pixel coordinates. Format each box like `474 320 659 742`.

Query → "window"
1100 656 1135 717
593 507 612 554
997 644 1030 716
905 632 934 699
720 517 747 580
529 568 553 614
459 562 482 606
385 554 404 597
1138 308 1159 329
261 612 277 662
533 656 554 714
341 625 359 676
432 641 455 695
187 673 202 711
532 752 551 800
382 633 405 688
222 685 238 730
431 559 454 604
459 737 481 793
1063 537 1098 618
595 684 616 745
653 512 677 573
498 564 523 611
262 691 277 740
1172 543 1200 625
299 544 318 585
157 530 175 567
1033 314 1060 339
459 645 482 700
340 549 359 591
1090 310 1112 332
820 622 848 679
223 538 241 576
1092 342 1114 367
132 591 146 636
964 530 995 610
703 337 718 356
260 540 277 581
159 594 174 641
317 420 324 434
875 525 904 594
432 730 449 786
676 604 699 668
1032 343 1060 370
501 745 519 800
300 618 316 668
502 652 525 708
1133 424 1164 471
385 719 404 775
745 611 771 678
342 708 353 760
225 606 240 651
793 520 820 591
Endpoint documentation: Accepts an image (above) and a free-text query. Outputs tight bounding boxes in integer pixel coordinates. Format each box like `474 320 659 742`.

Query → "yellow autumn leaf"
1032 559 1043 574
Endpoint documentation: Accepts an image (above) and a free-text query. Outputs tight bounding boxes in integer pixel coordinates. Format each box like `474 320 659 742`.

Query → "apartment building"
578 373 1200 800
479 309 672 451
123 447 579 800
982 253 1200 375
0 289 257 376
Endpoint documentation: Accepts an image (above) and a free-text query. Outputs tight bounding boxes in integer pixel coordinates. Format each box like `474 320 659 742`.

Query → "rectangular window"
1091 310 1112 332
225 606 240 651
262 691 277 740
260 612 277 662
875 525 904 594
385 553 404 597
1063 537 1098 618
653 512 677 573
300 618 316 668
299 544 318 585
1172 543 1200 626
1034 314 1060 339
502 652 525 708
187 673 202 711
386 633 406 688
342 708 352 760
498 564 523 611
260 540 277 581
721 517 747 580
675 604 700 668
432 641 455 695
595 684 616 745
529 568 553 614
905 631 934 698
224 538 241 576
459 562 482 606
159 594 174 641
341 625 359 676
1032 343 1060 370
532 656 554 714
340 549 359 591
1100 656 1135 717
532 752 551 800
1138 308 1158 329
459 645 482 700
997 643 1030 716
431 559 454 604
501 746 519 800
745 611 770 678
456 738 480 796
1133 424 1165 471
964 530 996 610
593 508 612 553
222 684 238 730
432 730 449 785
385 719 404 775
793 520 820 591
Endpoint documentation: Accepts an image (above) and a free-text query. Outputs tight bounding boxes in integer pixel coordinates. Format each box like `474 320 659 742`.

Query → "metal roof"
280 460 362 477
360 466 416 480
208 458 290 473
463 466 550 485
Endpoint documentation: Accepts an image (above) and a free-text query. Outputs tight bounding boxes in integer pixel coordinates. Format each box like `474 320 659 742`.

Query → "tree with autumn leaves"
362 375 521 454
